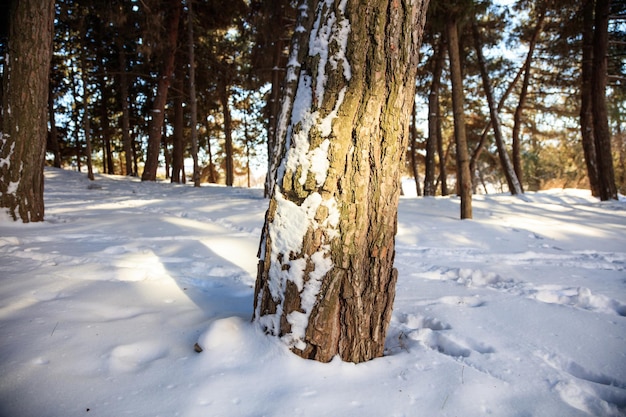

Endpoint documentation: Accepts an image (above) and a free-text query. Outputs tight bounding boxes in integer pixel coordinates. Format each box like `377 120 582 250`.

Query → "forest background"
0 0 624 196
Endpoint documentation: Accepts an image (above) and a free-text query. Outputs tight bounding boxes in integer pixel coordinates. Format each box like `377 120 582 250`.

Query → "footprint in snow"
393 313 495 358
539 352 626 417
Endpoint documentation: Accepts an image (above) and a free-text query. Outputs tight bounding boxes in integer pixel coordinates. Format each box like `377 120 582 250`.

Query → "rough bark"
591 0 618 200
472 21 522 195
0 0 54 222
254 0 429 363
142 0 181 181
446 18 472 219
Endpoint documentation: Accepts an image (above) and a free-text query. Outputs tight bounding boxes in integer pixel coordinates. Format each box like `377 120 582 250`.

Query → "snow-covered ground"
1 167 625 417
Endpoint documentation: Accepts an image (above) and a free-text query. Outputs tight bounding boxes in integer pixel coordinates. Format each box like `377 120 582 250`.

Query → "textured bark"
0 0 54 222
591 0 618 200
254 0 429 363
472 21 522 195
142 0 181 181
446 18 472 219
424 37 443 197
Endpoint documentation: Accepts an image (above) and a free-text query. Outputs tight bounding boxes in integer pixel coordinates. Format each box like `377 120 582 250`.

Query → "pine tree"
0 0 55 222
254 0 429 363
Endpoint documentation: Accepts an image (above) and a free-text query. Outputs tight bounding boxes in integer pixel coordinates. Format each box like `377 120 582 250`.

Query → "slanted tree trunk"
142 0 181 181
591 0 618 200
254 0 429 363
446 18 472 219
424 36 444 197
511 5 546 192
472 21 522 195
580 0 600 197
0 0 54 222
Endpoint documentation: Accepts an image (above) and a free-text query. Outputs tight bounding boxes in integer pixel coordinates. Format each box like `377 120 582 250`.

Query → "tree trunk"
48 78 61 168
410 101 422 196
99 77 114 175
424 36 443 197
264 36 285 197
580 0 600 197
0 0 54 222
171 72 184 184
472 21 522 195
117 39 134 176
437 108 448 196
142 0 181 181
79 17 95 182
254 0 429 363
264 2 313 197
591 0 618 200
446 18 472 219
219 79 234 187
511 5 546 192
187 0 200 187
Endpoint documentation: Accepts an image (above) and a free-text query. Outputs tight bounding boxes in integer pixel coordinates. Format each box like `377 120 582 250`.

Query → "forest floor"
1 167 625 417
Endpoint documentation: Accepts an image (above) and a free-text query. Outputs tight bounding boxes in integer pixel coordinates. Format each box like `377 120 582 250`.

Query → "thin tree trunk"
171 72 184 184
592 0 618 200
472 21 522 195
470 62 524 180
142 0 181 181
511 5 546 192
580 0 600 196
79 19 95 182
220 80 234 187
424 36 443 197
446 18 472 219
100 78 114 174
264 36 285 196
48 78 61 168
187 0 200 187
254 0 428 363
117 39 134 176
410 101 422 196
0 0 54 222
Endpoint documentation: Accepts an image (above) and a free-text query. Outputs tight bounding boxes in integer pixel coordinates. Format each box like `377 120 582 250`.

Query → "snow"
0 167 625 417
